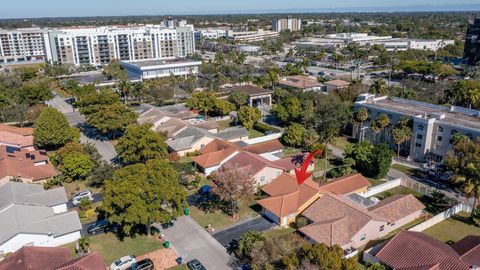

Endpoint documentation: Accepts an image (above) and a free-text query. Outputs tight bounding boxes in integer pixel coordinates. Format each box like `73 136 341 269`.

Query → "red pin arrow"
294 150 321 185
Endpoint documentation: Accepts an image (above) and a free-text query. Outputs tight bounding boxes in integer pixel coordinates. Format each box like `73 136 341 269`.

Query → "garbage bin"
163 241 170 248
183 207 190 216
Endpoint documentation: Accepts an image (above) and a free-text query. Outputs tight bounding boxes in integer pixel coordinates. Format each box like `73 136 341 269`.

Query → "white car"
72 190 93 206
110 255 136 270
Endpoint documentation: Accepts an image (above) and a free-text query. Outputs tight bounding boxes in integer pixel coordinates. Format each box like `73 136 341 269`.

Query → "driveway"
47 93 117 164
67 193 103 209
157 216 237 270
212 216 277 247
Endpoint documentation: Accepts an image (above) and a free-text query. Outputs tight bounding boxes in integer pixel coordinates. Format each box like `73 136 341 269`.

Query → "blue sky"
1 0 479 18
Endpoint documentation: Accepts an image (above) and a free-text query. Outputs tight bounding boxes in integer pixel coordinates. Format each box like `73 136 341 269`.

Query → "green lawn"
248 128 264 139
217 119 234 130
189 200 259 231
283 147 303 157
332 136 354 150
367 178 388 187
423 212 480 243
391 163 421 175
64 233 163 265
262 227 296 239
313 158 334 172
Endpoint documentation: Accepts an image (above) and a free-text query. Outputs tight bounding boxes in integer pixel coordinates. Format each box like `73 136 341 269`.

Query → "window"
417 134 423 140
379 225 385 232
360 233 366 241
417 125 424 131
415 143 422 148
437 136 442 141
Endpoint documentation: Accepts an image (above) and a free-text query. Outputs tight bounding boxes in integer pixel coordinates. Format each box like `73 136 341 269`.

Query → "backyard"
64 233 163 265
423 212 480 243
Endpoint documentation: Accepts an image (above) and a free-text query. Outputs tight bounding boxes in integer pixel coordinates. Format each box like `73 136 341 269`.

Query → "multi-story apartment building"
0 28 51 64
465 18 480 66
48 24 195 66
354 94 480 163
0 23 195 67
226 29 279 43
272 17 302 32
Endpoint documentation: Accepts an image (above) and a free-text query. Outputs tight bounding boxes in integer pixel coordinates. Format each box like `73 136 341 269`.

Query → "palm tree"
370 78 387 96
266 69 279 89
371 114 390 143
467 88 480 109
354 108 369 141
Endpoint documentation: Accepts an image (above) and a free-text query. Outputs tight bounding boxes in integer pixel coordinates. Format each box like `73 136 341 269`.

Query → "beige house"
325 79 350 92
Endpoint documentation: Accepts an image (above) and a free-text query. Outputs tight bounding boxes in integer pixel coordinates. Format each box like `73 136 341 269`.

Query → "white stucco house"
0 182 82 255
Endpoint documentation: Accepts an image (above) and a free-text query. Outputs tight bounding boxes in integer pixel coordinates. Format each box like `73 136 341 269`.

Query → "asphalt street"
158 216 237 270
212 216 276 247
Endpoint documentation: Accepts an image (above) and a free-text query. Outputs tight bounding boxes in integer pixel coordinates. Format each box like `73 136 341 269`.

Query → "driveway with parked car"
67 192 103 209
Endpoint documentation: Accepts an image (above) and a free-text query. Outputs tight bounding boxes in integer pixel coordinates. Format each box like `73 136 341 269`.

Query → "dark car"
129 259 154 270
87 219 119 234
187 259 206 270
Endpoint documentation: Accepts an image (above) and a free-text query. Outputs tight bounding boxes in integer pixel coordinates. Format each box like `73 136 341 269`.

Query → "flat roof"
121 58 201 68
361 97 480 131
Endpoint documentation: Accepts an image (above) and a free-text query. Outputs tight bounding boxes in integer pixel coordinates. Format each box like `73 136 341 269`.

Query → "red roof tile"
451 235 480 266
0 145 57 181
243 140 284 154
317 173 370 195
368 194 425 223
374 231 471 270
0 246 71 270
191 147 238 168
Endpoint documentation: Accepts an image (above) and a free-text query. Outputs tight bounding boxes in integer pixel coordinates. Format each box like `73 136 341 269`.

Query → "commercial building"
465 18 480 66
0 182 82 254
0 23 196 66
272 17 302 32
354 94 480 162
226 29 279 43
120 58 202 80
293 33 454 51
194 29 227 41
0 28 50 64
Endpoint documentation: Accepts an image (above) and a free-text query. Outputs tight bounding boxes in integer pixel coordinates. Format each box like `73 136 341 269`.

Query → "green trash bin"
183 207 190 216
163 241 170 248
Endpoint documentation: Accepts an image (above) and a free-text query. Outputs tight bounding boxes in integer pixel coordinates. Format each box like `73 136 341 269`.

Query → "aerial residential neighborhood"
1 1 480 270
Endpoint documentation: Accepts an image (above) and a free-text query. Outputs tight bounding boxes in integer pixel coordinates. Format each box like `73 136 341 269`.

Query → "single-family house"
0 182 82 254
0 125 35 151
257 173 372 227
167 127 215 157
193 121 220 134
215 127 249 142
0 145 57 186
367 231 478 270
279 75 324 92
451 235 480 266
299 193 424 251
230 85 273 107
0 246 105 270
325 79 350 92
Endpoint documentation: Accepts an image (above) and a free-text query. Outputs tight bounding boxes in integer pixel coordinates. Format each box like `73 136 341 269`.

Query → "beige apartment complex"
272 17 302 32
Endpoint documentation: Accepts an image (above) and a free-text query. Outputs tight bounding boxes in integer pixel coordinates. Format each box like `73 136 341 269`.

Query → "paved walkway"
158 216 236 270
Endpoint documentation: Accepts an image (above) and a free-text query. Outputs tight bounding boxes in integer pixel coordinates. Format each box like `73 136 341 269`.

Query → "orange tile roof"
279 75 324 89
326 79 350 87
451 235 480 266
368 194 425 223
222 151 285 176
0 125 34 136
191 147 238 168
0 145 57 181
257 173 321 217
0 131 33 148
317 173 371 195
199 138 240 155
243 140 284 154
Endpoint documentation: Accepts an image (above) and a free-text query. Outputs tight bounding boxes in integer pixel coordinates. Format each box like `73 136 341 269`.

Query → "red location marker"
294 150 321 185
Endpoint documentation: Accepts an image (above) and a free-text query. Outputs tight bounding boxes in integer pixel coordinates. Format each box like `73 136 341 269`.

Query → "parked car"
187 259 206 270
87 219 119 234
110 255 136 270
129 259 154 270
72 190 93 206
439 171 453 182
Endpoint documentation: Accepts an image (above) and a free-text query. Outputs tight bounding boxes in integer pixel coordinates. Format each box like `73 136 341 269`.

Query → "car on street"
72 190 93 206
87 219 120 234
110 255 136 270
439 171 453 182
187 259 207 270
128 259 154 270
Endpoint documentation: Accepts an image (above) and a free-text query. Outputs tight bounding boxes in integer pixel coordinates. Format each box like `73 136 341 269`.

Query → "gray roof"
0 204 81 245
0 182 68 210
158 104 190 115
167 127 213 151
346 193 377 208
137 108 169 125
216 127 248 141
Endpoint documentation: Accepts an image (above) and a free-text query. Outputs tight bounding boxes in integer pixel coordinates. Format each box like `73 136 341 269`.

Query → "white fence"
408 203 473 232
243 132 283 145
357 178 402 198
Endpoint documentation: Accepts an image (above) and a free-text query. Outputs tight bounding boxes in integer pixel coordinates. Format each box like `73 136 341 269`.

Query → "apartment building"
226 29 279 43
354 94 480 162
465 18 480 66
272 17 302 32
0 28 51 64
48 24 195 66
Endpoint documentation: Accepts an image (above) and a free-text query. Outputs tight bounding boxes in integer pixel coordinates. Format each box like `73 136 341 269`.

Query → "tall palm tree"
467 88 480 109
371 114 390 143
354 108 369 141
266 69 279 89
370 78 387 96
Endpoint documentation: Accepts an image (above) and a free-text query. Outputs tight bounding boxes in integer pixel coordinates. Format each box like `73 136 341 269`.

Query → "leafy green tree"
104 59 128 81
77 89 120 113
85 103 137 138
282 123 306 147
367 263 386 270
34 107 79 148
237 106 261 130
17 79 52 105
116 124 168 165
60 152 94 182
228 91 248 110
345 141 394 179
213 99 235 116
103 159 187 236
236 231 265 260
186 91 217 117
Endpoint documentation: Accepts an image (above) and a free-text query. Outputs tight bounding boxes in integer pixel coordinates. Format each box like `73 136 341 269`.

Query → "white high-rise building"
0 28 51 64
272 17 302 32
